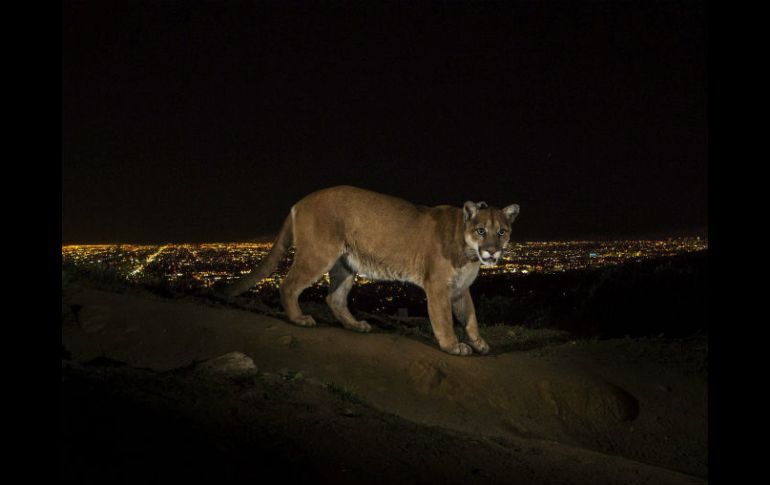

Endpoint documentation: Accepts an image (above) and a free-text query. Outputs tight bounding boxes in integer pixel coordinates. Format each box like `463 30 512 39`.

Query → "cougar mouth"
480 255 498 266
479 249 501 266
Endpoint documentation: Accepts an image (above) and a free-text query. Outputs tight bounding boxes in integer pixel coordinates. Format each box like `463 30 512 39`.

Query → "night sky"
62 1 707 244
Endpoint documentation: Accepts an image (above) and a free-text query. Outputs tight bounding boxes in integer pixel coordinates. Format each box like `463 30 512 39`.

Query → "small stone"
279 335 295 347
196 352 257 374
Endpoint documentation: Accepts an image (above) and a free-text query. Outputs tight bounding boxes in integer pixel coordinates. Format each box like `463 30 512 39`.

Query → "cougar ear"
477 201 488 209
463 201 479 221
503 204 520 223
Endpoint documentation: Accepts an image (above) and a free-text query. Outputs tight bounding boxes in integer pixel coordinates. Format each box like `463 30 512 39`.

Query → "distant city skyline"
62 237 708 287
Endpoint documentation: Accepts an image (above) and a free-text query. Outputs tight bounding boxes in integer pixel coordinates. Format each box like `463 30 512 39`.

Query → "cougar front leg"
426 282 472 356
452 289 490 354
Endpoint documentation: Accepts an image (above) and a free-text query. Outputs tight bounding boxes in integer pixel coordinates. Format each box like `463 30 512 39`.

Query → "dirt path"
62 288 706 483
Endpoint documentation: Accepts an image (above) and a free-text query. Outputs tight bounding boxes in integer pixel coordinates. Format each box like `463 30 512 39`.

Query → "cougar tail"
220 212 294 298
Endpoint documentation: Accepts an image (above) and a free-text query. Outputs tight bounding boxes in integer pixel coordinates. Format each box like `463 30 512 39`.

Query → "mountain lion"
222 186 520 356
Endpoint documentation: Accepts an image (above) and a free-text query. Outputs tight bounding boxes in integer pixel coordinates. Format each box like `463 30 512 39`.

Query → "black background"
63 1 707 243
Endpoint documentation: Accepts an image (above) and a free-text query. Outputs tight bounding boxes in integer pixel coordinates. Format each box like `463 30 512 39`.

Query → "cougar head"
463 200 520 266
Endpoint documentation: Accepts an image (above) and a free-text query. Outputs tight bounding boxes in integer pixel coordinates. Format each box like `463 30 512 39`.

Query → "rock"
537 378 639 424
500 418 538 439
341 407 357 417
407 360 447 394
278 335 296 347
196 352 257 374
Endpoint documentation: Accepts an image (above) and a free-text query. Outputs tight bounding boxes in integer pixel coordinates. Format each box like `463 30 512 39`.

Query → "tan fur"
223 186 520 356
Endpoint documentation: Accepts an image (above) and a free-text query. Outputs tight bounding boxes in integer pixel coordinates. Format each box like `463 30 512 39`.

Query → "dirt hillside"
62 287 707 483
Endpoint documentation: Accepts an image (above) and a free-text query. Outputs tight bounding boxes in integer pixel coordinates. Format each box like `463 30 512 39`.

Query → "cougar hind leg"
280 245 339 328
326 259 371 332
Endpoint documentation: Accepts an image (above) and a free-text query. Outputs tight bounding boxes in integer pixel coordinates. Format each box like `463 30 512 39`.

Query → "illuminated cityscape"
62 238 707 293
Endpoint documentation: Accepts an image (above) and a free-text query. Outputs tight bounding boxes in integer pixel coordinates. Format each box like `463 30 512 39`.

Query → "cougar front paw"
442 342 473 356
344 319 372 333
468 337 490 355
290 315 317 327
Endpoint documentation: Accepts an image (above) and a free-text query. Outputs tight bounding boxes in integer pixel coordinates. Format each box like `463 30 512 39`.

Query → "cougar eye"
476 228 487 236
498 229 507 236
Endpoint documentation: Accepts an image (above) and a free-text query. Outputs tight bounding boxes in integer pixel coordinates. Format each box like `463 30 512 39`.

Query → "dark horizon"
63 1 707 245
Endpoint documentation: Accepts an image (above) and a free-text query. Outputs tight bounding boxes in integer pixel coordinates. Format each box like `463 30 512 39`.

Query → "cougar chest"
450 262 480 291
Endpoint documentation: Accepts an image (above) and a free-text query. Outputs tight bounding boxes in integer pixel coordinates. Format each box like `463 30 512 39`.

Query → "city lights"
62 238 707 297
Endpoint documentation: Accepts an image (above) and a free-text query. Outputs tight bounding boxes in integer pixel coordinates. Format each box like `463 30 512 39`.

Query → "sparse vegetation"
325 382 365 405
472 251 707 338
481 325 572 353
